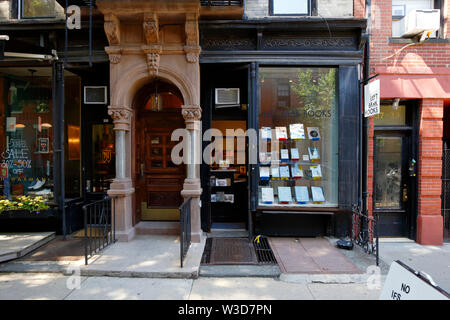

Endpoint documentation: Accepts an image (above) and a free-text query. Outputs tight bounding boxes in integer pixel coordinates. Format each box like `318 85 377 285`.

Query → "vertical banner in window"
364 79 380 117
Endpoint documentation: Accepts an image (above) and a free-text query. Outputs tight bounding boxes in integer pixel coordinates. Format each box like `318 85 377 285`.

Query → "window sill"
388 37 450 44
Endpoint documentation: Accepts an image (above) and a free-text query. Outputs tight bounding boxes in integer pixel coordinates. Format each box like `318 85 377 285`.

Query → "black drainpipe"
361 0 371 237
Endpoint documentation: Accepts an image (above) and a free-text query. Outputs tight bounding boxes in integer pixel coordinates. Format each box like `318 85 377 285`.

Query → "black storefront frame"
199 19 365 237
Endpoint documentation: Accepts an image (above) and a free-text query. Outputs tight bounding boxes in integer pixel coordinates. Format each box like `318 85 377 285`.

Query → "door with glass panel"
134 81 186 221
374 133 411 237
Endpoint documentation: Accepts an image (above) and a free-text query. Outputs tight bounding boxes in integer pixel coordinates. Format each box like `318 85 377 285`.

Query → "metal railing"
179 197 192 268
351 204 379 266
83 196 116 265
200 0 242 6
442 146 450 242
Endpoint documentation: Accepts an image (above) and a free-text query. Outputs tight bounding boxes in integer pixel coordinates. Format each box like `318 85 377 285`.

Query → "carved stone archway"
97 0 203 242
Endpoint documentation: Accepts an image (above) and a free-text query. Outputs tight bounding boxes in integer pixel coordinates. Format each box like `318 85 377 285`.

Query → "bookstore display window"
258 67 339 207
0 68 54 200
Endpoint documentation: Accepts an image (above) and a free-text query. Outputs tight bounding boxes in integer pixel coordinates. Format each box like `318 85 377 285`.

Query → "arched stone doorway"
133 80 186 222
98 1 203 242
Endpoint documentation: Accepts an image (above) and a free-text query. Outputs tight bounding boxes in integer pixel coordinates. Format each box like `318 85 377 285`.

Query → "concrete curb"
199 265 281 278
280 273 387 284
0 261 200 279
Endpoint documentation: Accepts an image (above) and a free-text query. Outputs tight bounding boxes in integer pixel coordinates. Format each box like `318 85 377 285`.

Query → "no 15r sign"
380 261 449 300
364 79 380 117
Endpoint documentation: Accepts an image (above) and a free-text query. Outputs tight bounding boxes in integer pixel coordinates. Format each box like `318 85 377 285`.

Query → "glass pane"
151 161 163 168
92 124 115 193
258 67 339 207
22 0 56 18
373 105 406 126
151 148 162 156
273 0 308 15
151 136 161 145
0 67 54 203
375 136 403 209
65 75 82 198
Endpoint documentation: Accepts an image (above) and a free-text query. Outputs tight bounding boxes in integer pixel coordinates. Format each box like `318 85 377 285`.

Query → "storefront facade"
199 18 365 237
368 0 450 245
0 0 110 235
91 0 366 241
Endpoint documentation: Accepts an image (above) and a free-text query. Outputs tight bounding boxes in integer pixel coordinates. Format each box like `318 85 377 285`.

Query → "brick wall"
417 99 444 245
370 0 450 70
366 1 448 245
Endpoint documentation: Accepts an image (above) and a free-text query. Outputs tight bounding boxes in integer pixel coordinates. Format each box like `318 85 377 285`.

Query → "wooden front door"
135 110 185 221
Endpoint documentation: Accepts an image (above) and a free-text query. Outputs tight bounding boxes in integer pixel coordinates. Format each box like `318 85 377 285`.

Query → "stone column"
107 105 135 242
181 105 203 243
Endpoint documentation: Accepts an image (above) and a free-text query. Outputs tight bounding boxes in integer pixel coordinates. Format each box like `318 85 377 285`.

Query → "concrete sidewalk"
0 234 206 279
0 273 382 300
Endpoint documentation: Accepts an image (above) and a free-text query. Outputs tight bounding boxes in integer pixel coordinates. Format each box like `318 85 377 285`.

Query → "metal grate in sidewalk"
201 236 277 265
253 236 278 264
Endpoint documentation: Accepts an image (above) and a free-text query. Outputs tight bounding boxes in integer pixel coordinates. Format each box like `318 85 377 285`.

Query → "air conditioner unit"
215 88 240 108
401 9 440 38
84 86 108 104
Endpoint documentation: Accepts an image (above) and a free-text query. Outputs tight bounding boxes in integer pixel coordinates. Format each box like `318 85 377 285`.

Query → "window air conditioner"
84 86 108 104
215 88 240 108
401 9 440 38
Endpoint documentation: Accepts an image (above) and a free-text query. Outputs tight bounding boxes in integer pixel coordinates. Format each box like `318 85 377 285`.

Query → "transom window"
270 0 310 16
18 0 56 19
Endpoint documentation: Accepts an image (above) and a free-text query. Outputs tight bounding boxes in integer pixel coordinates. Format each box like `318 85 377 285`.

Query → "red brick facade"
359 0 449 244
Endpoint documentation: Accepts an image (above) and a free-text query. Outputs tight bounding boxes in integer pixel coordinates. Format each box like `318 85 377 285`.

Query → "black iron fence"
352 204 379 266
180 197 192 268
442 145 450 242
83 196 116 265
200 0 242 6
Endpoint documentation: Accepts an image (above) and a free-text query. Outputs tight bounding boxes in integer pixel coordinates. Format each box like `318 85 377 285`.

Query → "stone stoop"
134 221 179 236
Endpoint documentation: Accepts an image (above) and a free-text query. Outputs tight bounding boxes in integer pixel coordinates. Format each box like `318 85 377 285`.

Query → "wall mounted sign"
364 79 380 117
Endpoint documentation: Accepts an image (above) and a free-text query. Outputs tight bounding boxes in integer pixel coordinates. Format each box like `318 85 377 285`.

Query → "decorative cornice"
183 45 201 63
104 14 120 46
143 13 159 45
201 37 256 51
184 13 200 63
262 36 356 49
108 105 133 131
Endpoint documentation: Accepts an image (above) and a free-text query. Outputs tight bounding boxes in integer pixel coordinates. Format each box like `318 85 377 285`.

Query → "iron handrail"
83 195 117 265
351 204 379 266
179 197 192 268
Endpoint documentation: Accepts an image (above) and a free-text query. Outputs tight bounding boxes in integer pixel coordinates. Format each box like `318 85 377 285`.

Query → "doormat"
73 227 110 238
20 236 85 262
201 237 277 265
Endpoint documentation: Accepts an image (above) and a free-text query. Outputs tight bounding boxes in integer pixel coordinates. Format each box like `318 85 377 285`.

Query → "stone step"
135 221 179 236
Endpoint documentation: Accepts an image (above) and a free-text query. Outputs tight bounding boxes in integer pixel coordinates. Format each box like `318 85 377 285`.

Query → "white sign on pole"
380 260 449 300
364 79 380 117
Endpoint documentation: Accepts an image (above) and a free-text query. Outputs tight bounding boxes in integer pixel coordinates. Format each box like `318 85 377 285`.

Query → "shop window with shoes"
0 67 82 202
